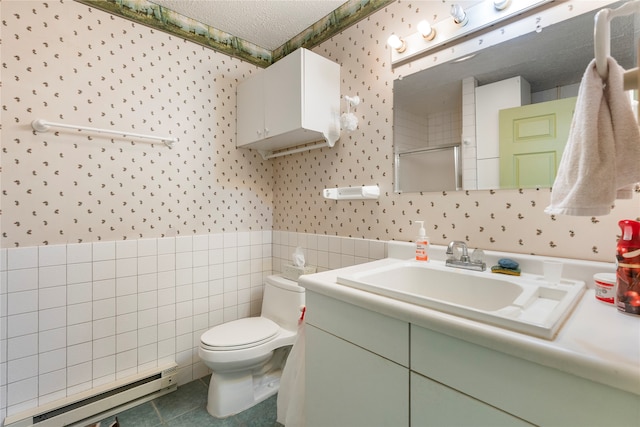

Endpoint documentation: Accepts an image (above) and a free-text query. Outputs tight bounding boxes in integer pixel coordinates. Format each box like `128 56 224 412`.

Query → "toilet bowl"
198 274 305 418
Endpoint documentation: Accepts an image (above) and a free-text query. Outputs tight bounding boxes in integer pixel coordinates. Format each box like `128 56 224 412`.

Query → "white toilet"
198 274 305 418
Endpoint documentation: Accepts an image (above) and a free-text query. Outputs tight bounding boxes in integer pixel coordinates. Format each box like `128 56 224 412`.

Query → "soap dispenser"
415 220 429 261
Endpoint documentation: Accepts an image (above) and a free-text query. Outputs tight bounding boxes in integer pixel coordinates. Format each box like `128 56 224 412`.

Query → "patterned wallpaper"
2 0 273 247
272 0 640 262
2 0 639 262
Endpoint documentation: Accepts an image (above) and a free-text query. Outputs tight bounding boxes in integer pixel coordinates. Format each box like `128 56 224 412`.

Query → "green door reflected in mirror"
499 97 577 189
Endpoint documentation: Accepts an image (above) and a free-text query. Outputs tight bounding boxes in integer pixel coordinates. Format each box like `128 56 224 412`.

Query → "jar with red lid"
594 273 615 304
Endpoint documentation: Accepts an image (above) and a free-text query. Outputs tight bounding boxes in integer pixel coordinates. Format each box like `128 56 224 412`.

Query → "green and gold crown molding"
75 0 395 67
271 0 395 62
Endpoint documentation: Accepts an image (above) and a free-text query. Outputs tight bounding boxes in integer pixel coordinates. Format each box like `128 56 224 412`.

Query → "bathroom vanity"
300 244 640 426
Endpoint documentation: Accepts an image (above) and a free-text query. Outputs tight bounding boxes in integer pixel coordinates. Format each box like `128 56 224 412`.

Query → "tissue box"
282 264 317 281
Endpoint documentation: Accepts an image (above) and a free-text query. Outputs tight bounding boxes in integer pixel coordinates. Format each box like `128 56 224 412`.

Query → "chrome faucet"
445 241 486 271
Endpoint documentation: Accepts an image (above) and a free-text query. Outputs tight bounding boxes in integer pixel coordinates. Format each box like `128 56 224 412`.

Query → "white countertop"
299 256 640 397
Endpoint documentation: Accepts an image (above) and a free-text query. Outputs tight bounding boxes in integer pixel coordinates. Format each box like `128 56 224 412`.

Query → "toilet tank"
262 275 305 331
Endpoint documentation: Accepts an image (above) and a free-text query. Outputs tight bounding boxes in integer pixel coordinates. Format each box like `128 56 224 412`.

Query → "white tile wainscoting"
271 231 387 274
0 231 386 421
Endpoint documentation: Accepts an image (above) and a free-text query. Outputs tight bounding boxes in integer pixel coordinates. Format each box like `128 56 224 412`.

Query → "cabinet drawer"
411 325 640 426
306 290 409 366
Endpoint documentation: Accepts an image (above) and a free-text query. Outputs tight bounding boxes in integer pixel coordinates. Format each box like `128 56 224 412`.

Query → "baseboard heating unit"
4 363 178 427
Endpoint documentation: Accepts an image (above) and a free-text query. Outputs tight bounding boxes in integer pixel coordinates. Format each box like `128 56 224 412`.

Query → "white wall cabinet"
236 48 340 158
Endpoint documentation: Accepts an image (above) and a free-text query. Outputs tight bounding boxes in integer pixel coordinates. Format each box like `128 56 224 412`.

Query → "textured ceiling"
149 0 348 51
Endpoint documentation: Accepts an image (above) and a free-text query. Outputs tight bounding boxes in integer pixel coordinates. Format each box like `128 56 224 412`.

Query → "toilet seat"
200 317 280 351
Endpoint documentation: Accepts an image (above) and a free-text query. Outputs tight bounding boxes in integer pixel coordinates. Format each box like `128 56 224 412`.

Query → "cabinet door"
236 73 265 146
306 325 409 427
263 50 302 139
411 372 532 427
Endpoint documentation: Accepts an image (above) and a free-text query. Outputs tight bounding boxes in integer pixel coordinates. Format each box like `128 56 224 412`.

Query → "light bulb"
417 20 436 41
387 34 406 52
450 4 468 26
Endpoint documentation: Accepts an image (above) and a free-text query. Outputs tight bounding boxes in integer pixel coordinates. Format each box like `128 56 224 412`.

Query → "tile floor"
94 375 280 427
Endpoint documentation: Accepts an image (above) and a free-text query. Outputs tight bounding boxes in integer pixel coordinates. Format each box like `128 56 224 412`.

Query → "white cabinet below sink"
305 289 640 427
305 291 409 427
236 48 340 158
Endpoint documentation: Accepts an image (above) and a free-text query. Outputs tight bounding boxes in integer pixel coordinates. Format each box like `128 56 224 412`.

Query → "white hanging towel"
545 57 640 216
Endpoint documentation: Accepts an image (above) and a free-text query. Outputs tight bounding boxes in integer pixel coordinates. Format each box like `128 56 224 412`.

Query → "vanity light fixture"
388 0 551 66
387 34 406 52
450 4 469 26
417 20 436 41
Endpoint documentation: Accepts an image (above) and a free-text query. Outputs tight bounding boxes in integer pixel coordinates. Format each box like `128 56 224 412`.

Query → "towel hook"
594 0 640 80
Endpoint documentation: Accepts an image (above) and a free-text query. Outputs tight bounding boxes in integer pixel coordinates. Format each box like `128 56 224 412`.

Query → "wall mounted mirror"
393 1 637 193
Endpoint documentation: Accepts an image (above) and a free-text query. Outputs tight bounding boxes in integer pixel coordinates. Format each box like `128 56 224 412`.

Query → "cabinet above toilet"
236 48 341 159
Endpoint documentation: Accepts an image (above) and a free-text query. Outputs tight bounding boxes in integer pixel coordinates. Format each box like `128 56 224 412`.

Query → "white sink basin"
336 259 585 340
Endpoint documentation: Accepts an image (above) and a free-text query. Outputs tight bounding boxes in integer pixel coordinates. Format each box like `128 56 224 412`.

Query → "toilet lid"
201 317 279 350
